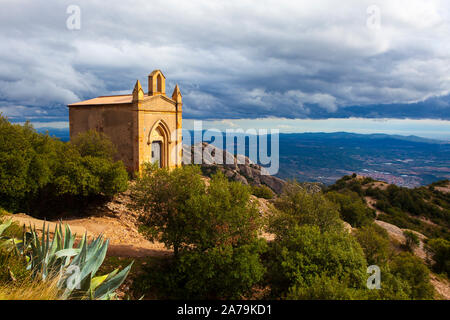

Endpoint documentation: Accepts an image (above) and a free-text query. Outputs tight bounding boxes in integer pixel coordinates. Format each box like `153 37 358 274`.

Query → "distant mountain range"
294 132 449 144
41 127 450 187
275 132 449 187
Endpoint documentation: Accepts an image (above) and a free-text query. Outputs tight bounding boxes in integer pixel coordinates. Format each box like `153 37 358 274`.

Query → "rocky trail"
9 191 170 258
8 188 275 258
365 195 450 299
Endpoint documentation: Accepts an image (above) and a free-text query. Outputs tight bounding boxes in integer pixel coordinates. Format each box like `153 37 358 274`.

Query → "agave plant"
17 221 133 300
0 219 12 237
0 219 23 250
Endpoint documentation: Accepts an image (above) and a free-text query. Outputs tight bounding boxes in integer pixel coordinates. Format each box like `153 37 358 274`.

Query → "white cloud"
0 0 449 120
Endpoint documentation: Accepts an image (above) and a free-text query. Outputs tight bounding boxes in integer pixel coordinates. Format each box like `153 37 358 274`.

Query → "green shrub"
0 115 128 216
403 231 420 252
364 267 412 300
0 118 48 211
168 241 267 299
70 130 117 160
426 238 450 276
361 177 375 185
430 180 449 188
328 175 450 240
354 224 391 266
286 274 367 300
252 185 274 199
266 225 367 298
132 165 266 299
271 181 343 236
132 165 262 254
326 191 376 227
0 250 30 284
389 252 434 299
130 164 207 256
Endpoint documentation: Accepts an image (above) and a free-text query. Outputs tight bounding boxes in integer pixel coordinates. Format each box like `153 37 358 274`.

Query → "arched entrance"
148 119 171 168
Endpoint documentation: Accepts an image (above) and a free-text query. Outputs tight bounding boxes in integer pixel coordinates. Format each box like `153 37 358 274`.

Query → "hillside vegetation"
0 115 128 217
125 165 439 300
326 174 450 278
327 174 450 239
0 117 448 300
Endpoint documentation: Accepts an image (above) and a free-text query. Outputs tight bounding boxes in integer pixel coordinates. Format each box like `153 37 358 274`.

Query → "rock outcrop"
182 143 286 194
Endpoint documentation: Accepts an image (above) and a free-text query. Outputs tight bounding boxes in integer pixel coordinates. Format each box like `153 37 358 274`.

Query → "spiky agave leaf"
77 238 109 285
14 221 133 300
93 261 134 300
90 274 109 292
0 219 12 236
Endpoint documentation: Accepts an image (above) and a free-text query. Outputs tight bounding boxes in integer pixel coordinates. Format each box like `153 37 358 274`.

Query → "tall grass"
0 212 61 300
0 277 61 300
0 247 61 300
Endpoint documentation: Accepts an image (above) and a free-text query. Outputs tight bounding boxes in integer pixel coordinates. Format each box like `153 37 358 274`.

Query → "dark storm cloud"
0 0 449 121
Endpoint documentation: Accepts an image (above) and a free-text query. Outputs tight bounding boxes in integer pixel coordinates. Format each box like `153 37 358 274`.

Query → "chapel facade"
68 70 183 172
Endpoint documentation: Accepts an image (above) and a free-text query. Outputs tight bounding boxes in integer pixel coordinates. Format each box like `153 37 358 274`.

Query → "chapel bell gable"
148 70 166 96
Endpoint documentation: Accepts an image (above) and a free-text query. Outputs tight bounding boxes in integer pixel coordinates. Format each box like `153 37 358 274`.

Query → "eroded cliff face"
182 143 286 194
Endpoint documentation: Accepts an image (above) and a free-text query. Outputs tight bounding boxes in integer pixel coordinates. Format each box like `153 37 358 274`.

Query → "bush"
326 191 376 227
354 224 391 266
0 250 30 284
430 180 449 188
0 115 128 216
286 274 367 300
168 241 267 299
426 238 450 276
132 165 266 299
364 267 412 300
131 164 207 256
133 165 262 254
271 181 343 236
403 231 420 252
266 225 367 298
70 130 117 160
252 185 274 199
389 252 435 299
0 118 49 211
329 175 450 240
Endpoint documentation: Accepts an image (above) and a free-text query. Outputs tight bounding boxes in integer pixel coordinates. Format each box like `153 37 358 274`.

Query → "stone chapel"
68 70 183 172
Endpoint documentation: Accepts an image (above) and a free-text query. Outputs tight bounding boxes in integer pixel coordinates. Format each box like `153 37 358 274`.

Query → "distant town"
275 132 450 188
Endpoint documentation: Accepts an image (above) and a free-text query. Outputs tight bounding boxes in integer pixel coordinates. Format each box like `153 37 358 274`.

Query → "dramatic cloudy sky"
1 0 450 123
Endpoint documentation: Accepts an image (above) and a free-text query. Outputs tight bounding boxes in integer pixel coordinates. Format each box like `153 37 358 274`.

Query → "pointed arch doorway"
151 141 162 167
148 119 171 168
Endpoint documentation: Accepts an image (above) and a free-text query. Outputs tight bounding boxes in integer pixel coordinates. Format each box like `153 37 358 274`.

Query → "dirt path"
9 192 170 258
430 274 450 300
369 193 449 299
434 182 450 194
365 196 381 217
9 192 276 258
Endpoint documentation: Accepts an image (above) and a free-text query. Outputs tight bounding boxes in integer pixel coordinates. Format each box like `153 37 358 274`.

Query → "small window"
157 74 162 92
